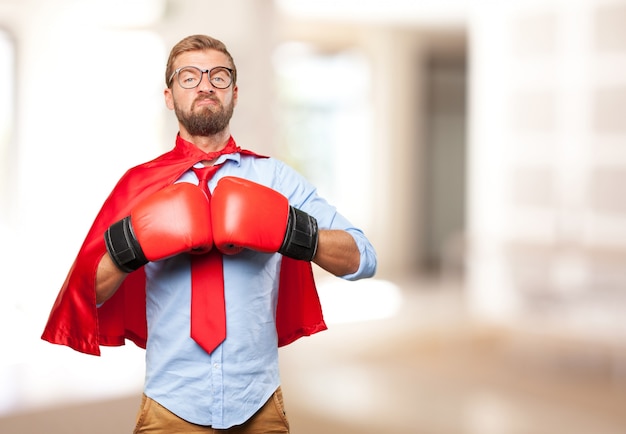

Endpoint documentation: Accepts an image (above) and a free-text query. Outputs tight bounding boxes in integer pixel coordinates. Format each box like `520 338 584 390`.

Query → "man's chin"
185 123 229 137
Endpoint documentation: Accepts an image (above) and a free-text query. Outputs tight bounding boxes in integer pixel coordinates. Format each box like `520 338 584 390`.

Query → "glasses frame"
168 66 235 90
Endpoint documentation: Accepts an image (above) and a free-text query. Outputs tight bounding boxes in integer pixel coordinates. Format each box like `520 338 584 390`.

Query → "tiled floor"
1 276 625 433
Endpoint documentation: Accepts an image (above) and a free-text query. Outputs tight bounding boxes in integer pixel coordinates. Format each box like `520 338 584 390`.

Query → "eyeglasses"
168 66 234 89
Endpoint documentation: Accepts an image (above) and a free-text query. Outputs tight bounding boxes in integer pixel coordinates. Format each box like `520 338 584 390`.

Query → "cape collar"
173 134 265 166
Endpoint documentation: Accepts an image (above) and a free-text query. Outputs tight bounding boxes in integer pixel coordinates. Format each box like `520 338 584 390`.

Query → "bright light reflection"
316 278 403 324
275 0 468 25
69 0 165 27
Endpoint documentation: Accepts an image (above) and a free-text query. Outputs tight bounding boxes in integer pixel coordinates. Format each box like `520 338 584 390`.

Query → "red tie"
190 165 225 353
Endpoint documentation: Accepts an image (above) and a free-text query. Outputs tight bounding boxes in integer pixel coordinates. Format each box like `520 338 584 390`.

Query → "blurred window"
0 29 14 221
273 42 373 227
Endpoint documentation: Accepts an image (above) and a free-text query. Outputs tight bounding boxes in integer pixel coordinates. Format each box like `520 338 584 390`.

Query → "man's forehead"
175 49 229 67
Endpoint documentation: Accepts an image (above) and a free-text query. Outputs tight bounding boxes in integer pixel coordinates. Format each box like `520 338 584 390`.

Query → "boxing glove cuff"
279 207 319 262
104 217 148 273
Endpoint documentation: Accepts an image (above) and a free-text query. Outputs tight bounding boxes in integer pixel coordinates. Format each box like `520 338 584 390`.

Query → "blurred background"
1 0 626 432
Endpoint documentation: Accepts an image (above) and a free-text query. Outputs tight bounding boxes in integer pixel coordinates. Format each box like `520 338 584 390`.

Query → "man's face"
164 49 238 137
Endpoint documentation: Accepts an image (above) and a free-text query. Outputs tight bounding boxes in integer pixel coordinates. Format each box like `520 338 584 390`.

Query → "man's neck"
179 128 232 154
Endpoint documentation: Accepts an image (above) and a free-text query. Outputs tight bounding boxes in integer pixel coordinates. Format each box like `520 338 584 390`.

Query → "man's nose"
198 72 215 92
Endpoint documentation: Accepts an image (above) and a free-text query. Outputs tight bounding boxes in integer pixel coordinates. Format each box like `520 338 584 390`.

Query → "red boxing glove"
104 183 213 272
211 176 318 261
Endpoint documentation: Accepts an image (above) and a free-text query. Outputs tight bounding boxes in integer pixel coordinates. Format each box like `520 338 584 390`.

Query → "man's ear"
232 85 238 107
164 88 175 110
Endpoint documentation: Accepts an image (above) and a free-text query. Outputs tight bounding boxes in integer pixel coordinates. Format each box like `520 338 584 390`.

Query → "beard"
174 95 235 136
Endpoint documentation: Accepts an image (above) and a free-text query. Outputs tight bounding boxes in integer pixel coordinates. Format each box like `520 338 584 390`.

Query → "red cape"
41 136 327 356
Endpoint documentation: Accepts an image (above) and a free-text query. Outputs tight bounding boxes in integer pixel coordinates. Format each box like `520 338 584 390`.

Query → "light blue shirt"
142 152 377 428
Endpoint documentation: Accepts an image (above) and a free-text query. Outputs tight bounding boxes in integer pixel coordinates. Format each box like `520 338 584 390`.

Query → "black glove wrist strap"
104 217 148 273
279 207 319 262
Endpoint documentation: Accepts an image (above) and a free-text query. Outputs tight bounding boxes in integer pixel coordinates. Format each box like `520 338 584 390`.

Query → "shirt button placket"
210 346 225 426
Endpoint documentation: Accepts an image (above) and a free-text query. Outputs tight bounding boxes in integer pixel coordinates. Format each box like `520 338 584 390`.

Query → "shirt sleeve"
273 160 377 281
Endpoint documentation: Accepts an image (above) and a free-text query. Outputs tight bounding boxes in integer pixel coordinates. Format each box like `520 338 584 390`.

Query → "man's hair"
165 34 237 88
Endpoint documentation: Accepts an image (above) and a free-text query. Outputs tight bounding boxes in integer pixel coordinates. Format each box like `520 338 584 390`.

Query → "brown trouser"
133 387 289 433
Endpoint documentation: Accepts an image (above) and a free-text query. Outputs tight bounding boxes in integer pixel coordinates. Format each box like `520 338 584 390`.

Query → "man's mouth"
195 97 219 108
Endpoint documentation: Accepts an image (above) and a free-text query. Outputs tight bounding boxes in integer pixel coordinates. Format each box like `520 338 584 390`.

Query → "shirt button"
213 363 220 369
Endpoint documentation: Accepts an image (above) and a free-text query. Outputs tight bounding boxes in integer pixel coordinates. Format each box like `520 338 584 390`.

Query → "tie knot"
192 165 220 182
192 165 220 195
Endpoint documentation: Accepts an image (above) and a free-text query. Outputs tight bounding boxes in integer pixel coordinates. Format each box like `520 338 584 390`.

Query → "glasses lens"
178 67 202 89
175 66 233 89
209 67 233 89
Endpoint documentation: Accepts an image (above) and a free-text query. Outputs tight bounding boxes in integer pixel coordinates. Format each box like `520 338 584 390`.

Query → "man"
42 34 377 433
